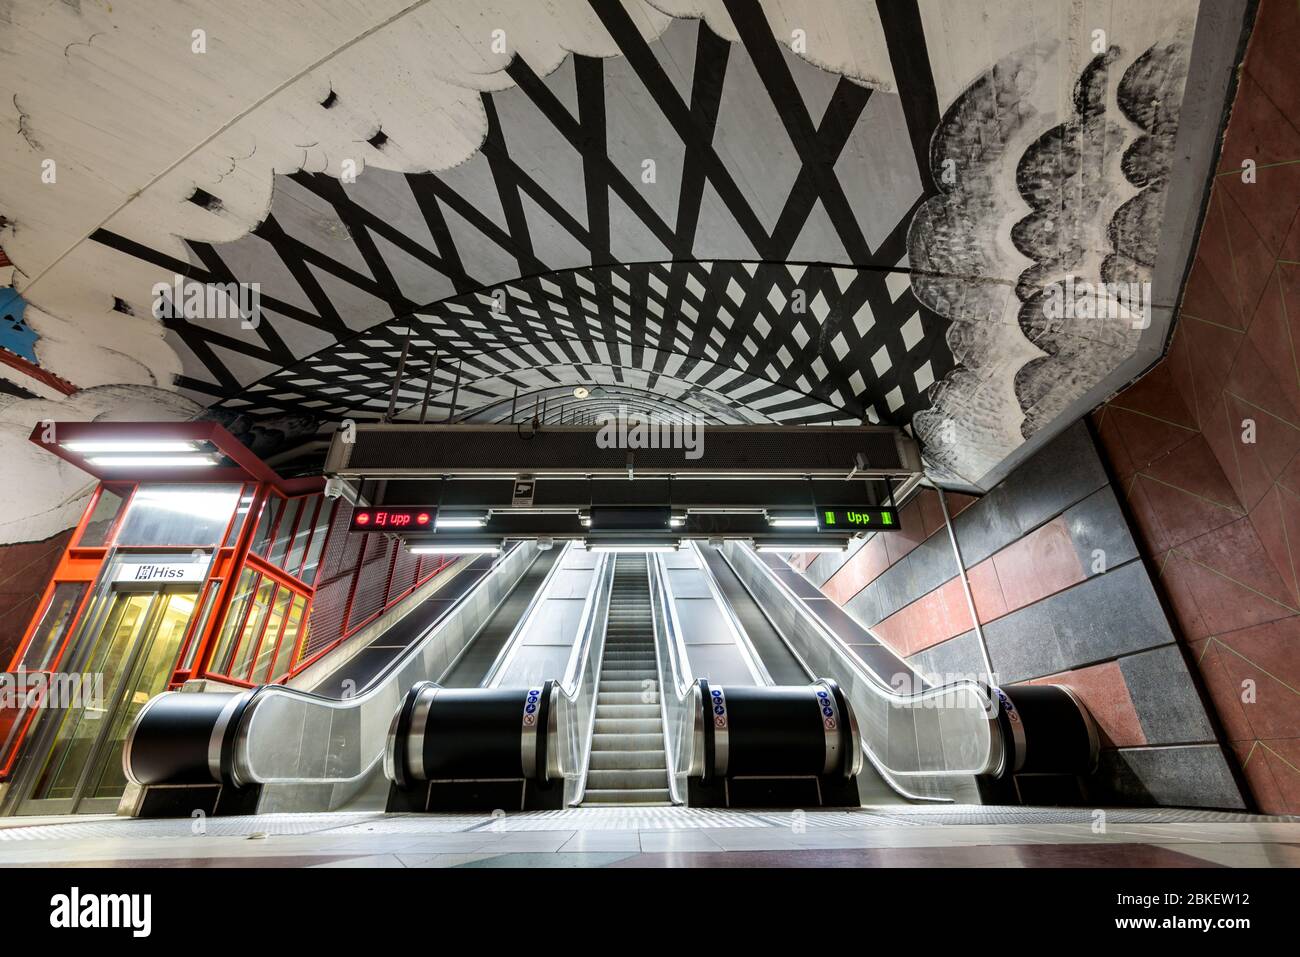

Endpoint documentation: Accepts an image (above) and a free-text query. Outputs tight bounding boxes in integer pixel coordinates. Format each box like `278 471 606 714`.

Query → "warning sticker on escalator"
710 687 728 730
522 687 542 728
816 687 837 731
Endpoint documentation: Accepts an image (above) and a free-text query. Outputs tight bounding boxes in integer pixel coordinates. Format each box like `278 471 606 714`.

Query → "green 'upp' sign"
816 506 900 532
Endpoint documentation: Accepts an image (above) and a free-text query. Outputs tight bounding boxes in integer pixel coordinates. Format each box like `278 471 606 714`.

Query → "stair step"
592 704 659 720
598 692 659 705
586 768 668 789
593 718 662 734
581 789 671 806
599 679 657 692
592 732 665 750
589 749 667 770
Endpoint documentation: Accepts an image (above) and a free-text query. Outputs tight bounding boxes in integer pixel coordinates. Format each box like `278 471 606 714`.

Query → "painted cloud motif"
911 35 1191 485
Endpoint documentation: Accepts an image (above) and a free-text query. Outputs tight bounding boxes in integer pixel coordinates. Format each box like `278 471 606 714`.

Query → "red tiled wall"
0 530 74 666
1092 0 1300 814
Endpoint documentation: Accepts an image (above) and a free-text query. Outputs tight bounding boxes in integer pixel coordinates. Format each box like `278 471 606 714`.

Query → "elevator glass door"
17 588 197 814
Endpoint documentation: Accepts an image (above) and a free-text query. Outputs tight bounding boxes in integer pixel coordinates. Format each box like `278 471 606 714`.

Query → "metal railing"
720 541 1002 802
544 550 614 806
647 554 700 804
228 541 541 807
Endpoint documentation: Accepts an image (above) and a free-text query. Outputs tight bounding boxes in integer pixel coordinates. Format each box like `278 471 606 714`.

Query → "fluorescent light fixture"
585 544 679 553
755 543 846 553
408 545 502 555
87 455 218 468
669 516 685 527
64 440 199 454
435 517 487 529
767 517 819 528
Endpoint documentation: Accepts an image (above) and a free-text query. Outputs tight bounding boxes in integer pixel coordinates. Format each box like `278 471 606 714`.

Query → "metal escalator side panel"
229 540 542 790
695 542 811 686
719 540 1003 802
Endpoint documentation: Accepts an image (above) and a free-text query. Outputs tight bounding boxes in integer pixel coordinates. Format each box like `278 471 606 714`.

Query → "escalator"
440 547 562 687
711 540 1100 803
698 544 807 686
581 555 670 806
122 540 571 814
694 542 905 805
305 553 492 698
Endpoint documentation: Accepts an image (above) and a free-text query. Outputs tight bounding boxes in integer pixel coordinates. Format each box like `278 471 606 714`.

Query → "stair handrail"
545 550 614 806
720 540 1005 797
648 553 703 804
225 540 542 787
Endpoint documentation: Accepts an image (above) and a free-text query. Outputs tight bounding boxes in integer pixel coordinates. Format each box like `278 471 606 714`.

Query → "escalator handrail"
648 553 704 802
725 542 1006 780
481 541 574 688
226 540 542 785
685 541 773 686
645 556 685 805
269 541 528 708
738 544 1003 714
649 554 694 702
710 546 952 803
559 550 612 697
555 551 615 805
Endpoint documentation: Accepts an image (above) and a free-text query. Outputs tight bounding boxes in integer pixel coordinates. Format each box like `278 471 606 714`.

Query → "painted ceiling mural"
0 0 1223 536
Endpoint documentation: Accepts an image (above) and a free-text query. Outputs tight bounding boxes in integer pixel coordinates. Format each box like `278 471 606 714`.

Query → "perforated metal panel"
335 425 915 476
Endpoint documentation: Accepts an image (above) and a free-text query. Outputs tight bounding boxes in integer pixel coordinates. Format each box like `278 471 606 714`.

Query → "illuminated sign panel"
349 507 435 532
815 506 899 532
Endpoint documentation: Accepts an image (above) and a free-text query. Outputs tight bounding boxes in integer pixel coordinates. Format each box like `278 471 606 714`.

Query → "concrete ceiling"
0 0 1249 534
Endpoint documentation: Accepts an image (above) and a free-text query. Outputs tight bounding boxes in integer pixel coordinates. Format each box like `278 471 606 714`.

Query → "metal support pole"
510 386 518 424
447 359 462 423
418 348 439 425
936 486 995 683
384 328 412 422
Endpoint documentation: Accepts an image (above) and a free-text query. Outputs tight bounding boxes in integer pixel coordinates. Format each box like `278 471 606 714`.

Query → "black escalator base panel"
133 782 262 818
386 778 564 813
687 775 860 809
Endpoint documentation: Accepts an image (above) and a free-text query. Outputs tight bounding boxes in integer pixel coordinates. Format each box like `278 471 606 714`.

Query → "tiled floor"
0 806 1296 867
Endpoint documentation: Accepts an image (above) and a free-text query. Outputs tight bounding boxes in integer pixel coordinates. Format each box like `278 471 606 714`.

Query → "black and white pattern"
91 10 941 433
222 260 949 426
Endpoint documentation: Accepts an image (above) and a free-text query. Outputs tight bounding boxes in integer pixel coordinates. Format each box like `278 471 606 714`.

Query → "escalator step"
581 789 671 806
594 704 660 719
600 679 657 692
593 718 662 734
597 692 659 705
589 749 667 770
592 732 664 750
586 768 668 789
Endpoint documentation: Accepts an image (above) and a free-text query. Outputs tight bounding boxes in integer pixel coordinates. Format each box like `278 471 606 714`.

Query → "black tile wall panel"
981 560 1176 684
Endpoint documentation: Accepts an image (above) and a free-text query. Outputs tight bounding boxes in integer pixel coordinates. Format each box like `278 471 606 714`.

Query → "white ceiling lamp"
584 542 680 553
573 386 591 399
408 545 501 555
755 543 846 553
87 455 219 468
64 440 199 454
435 515 487 529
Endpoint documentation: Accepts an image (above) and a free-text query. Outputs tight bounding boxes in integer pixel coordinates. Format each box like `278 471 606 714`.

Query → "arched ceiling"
0 0 1245 503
